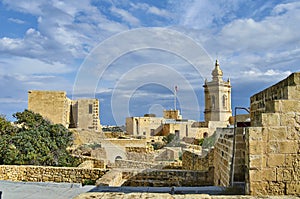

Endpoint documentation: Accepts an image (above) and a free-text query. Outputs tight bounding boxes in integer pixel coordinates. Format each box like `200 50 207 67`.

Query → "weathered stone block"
249 181 269 196
265 100 281 113
249 155 262 169
280 112 296 126
286 127 300 140
267 154 285 167
281 100 300 112
249 169 261 182
268 141 299 154
267 126 287 141
276 168 293 182
246 127 265 141
261 113 280 127
261 168 276 182
269 182 286 195
285 154 300 168
286 182 300 195
267 141 280 154
249 141 264 155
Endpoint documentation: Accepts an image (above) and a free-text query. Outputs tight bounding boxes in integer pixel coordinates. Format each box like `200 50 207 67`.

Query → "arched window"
115 156 122 160
222 95 227 109
203 132 208 138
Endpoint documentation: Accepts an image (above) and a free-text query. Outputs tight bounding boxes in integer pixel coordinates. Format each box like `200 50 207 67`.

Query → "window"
175 130 180 138
211 96 215 109
150 129 155 136
222 95 227 109
89 104 93 114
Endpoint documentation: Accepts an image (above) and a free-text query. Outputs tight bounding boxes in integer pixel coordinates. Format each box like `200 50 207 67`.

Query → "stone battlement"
250 72 300 126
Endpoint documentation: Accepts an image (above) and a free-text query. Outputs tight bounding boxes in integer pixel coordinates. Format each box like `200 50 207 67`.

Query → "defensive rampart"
245 72 300 195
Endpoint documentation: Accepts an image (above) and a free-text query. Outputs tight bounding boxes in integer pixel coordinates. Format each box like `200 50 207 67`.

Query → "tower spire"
212 59 223 81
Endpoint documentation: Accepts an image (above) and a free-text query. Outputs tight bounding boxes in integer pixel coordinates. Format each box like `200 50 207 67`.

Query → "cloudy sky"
0 0 299 125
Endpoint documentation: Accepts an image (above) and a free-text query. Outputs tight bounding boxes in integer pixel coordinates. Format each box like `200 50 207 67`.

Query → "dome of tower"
212 60 223 78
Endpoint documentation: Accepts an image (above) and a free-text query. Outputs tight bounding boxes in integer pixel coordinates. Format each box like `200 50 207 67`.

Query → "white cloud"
2 0 46 15
217 1 300 52
147 6 171 18
131 3 171 18
0 56 74 75
8 18 26 24
110 6 140 26
1 1 130 64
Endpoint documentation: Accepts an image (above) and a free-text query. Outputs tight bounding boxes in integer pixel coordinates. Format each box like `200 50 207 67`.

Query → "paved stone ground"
74 192 300 199
0 181 298 199
0 180 95 199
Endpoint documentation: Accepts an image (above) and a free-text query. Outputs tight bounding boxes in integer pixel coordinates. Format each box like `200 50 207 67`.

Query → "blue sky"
0 0 299 125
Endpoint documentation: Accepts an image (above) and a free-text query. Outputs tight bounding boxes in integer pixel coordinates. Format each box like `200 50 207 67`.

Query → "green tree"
0 110 79 166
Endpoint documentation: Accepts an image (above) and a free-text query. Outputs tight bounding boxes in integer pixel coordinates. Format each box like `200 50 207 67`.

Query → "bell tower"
203 60 232 122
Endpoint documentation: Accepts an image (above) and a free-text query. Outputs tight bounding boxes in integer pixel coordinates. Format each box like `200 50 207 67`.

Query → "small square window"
89 104 93 114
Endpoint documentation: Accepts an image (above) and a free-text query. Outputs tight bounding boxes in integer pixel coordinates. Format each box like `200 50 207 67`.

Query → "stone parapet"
0 165 107 184
250 72 300 126
122 169 214 187
245 72 300 196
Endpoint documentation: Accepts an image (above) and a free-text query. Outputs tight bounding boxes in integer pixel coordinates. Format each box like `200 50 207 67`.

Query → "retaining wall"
0 165 107 184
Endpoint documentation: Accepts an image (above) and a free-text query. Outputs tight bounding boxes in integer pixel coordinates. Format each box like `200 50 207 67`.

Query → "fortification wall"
245 72 300 195
0 165 107 184
250 72 300 126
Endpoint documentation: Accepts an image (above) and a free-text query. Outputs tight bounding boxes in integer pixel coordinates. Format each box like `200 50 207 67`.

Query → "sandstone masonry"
245 72 300 195
0 165 107 184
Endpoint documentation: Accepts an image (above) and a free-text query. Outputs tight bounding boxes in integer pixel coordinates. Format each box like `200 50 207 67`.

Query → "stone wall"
115 159 160 169
126 152 155 162
28 90 70 128
213 127 246 187
245 72 300 195
125 146 153 153
182 149 214 172
76 156 106 169
122 169 214 187
71 99 101 130
154 147 181 161
250 72 300 126
0 165 107 184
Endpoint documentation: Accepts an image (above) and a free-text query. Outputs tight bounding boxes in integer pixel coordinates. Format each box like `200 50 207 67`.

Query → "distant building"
126 60 232 139
126 114 163 137
70 99 101 130
28 90 101 130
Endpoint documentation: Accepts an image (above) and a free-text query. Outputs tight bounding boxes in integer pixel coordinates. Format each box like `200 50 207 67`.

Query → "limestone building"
28 90 101 130
70 99 101 130
126 60 232 139
28 90 71 128
203 60 232 122
126 110 208 139
126 114 164 137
